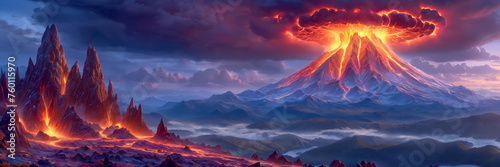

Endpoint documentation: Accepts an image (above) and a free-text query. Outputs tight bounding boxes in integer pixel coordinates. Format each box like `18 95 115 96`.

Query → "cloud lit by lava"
289 8 445 47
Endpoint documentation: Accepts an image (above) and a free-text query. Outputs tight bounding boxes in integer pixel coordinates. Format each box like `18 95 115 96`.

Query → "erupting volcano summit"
241 8 477 107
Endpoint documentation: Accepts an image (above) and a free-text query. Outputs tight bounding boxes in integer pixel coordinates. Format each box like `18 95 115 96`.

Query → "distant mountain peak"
243 33 478 107
208 91 240 102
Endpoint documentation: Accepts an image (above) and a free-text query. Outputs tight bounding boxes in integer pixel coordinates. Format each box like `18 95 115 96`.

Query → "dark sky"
1 0 500 101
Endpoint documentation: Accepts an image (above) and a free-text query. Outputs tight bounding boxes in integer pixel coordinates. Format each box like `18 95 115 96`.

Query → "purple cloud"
410 57 500 82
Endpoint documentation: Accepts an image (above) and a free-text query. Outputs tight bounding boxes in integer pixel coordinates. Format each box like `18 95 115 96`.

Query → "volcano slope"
251 32 477 107
237 8 479 108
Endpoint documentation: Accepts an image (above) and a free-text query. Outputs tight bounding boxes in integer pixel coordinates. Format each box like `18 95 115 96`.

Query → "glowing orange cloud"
288 8 445 48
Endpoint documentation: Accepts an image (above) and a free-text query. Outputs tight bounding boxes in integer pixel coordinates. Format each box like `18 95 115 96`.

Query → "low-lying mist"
167 121 500 149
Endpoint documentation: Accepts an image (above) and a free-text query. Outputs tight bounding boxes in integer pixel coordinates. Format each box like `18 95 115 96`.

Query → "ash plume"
294 8 446 43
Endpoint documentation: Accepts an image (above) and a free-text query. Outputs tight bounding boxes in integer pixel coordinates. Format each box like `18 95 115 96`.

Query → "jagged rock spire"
41 24 59 45
129 97 135 109
18 24 70 132
15 67 21 86
103 78 120 126
72 45 114 126
66 61 81 103
294 159 303 166
80 45 107 102
108 80 114 98
122 98 154 136
266 151 279 162
156 118 168 135
26 57 34 76
50 106 100 139
35 24 69 82
152 118 172 142
70 61 80 75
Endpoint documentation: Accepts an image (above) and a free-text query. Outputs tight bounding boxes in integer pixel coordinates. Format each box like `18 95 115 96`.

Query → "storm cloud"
1 0 500 93
23 0 500 62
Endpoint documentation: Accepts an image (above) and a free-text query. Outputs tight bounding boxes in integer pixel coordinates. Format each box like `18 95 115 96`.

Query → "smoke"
293 8 445 44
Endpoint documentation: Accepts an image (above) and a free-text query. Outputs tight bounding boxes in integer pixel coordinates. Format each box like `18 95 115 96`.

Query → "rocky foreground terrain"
0 25 380 167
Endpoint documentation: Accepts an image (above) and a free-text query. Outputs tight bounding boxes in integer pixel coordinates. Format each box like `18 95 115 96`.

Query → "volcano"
251 33 477 107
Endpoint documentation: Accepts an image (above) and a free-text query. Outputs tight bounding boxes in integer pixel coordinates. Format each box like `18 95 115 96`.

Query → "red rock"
250 153 259 160
276 156 292 165
156 118 169 136
329 160 341 167
51 106 100 139
18 24 70 132
294 158 304 166
107 80 114 98
10 24 132 144
24 57 34 78
75 45 110 126
65 61 81 104
159 157 181 167
107 128 137 139
266 151 279 162
103 80 120 126
121 98 154 136
108 93 120 125
151 118 172 142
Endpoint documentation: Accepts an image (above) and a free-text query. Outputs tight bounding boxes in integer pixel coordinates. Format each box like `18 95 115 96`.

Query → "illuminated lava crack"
252 8 478 107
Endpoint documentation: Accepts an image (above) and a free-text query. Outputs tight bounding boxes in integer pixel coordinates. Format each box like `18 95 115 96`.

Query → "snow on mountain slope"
241 33 478 107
